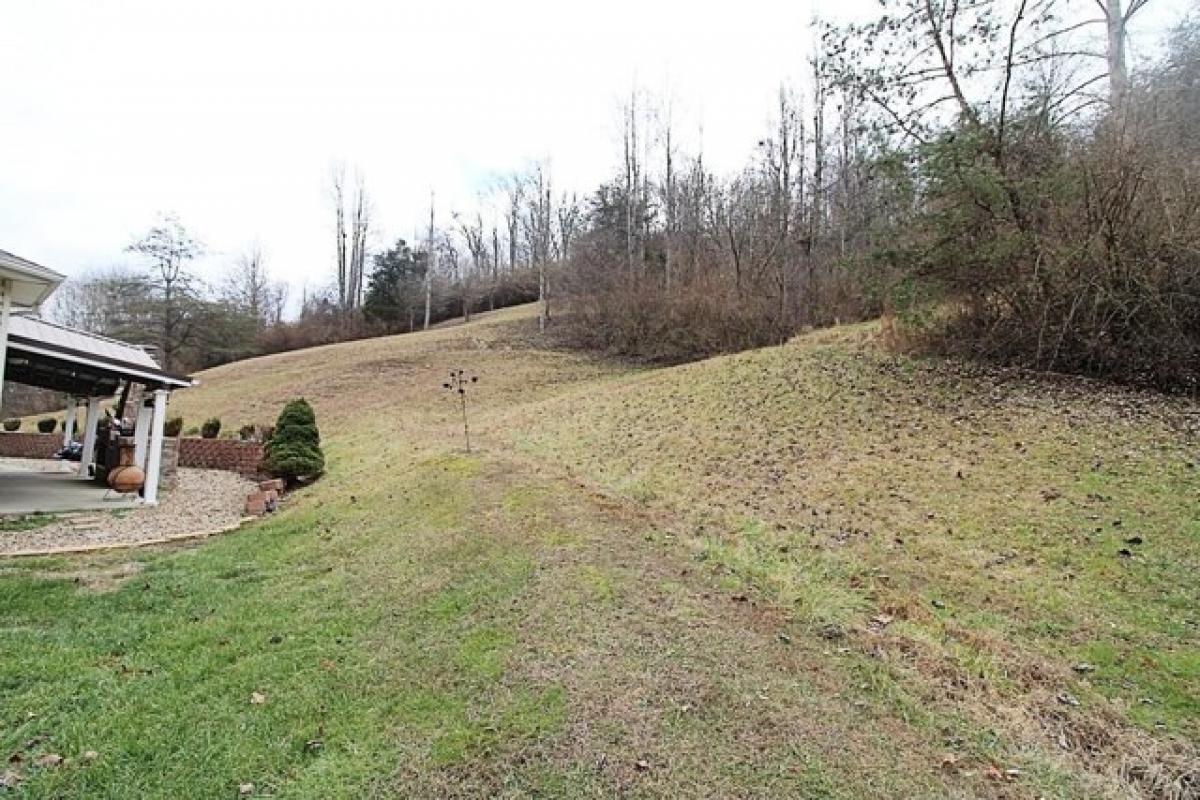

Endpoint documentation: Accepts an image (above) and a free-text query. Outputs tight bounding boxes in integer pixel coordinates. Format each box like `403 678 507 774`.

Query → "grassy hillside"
2 304 1196 798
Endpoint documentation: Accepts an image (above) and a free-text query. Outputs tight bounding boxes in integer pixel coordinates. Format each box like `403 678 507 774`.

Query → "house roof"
5 314 193 395
0 249 65 308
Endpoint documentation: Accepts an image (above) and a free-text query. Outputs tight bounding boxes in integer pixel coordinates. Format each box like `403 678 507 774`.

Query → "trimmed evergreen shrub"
2 418 19 432
37 417 57 433
164 417 184 437
263 399 323 484
200 417 222 439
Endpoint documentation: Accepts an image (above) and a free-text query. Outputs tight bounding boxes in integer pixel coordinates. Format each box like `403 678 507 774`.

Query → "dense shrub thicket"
557 4 1199 390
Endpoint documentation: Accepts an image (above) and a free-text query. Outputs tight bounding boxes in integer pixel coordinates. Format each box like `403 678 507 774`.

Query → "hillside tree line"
49 0 1197 391
562 0 1198 390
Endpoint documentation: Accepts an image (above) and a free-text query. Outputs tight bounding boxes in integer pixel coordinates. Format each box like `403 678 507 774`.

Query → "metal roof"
0 249 65 308
5 314 193 393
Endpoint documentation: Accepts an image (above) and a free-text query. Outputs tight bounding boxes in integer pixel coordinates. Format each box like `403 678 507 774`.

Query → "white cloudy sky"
0 0 1181 307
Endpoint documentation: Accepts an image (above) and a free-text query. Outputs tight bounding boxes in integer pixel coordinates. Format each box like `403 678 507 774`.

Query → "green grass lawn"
2 306 1196 798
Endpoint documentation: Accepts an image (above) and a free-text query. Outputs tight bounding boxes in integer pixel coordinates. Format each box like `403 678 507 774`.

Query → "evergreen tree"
363 239 428 330
264 399 324 484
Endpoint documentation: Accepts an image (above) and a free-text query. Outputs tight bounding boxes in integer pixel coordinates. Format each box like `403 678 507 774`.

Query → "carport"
1 248 192 507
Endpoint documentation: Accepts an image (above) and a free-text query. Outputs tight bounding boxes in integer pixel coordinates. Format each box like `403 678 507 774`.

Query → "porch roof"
5 314 193 395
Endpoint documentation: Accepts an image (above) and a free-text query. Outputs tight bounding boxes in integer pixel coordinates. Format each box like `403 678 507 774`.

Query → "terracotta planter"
107 465 146 494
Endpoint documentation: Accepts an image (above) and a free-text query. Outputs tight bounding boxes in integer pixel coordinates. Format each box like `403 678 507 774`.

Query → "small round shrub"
37 417 57 434
264 399 324 484
164 416 184 437
200 418 222 439
2 418 20 432
184 426 200 436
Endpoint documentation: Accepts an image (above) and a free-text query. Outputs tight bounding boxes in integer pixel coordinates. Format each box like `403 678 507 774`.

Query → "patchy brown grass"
151 304 1199 797
499 315 1199 798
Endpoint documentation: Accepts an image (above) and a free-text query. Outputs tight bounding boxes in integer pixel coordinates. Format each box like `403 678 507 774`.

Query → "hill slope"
4 304 1196 799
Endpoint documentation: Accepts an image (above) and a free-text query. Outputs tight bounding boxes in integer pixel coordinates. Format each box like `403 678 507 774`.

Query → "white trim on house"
0 249 64 309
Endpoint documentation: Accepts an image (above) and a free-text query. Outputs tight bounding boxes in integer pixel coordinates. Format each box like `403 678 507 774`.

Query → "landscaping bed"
0 468 258 556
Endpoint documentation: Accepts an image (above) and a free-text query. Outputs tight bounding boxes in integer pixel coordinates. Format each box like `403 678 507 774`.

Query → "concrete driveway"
0 459 135 514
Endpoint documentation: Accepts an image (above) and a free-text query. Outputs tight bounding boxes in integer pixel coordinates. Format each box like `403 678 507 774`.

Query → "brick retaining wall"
176 438 264 477
0 433 263 477
0 432 61 459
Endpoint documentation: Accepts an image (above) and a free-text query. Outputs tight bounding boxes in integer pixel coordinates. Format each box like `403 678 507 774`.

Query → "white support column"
62 396 76 447
78 397 102 478
0 280 10 416
143 389 169 505
132 400 152 470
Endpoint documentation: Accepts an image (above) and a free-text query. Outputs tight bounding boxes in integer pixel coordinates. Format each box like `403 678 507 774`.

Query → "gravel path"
0 468 258 556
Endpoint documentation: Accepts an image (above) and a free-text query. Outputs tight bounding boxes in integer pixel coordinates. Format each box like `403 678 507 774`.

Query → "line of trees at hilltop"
322 162 579 338
558 0 1200 392
50 0 1199 391
45 164 574 371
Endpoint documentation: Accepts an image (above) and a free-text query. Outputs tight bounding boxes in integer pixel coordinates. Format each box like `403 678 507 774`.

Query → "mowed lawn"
2 305 1196 798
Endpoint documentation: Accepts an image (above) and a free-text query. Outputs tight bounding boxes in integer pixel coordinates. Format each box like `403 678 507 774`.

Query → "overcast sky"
0 0 1181 308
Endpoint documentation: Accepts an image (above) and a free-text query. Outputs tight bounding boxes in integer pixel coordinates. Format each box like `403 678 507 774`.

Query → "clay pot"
107 465 146 494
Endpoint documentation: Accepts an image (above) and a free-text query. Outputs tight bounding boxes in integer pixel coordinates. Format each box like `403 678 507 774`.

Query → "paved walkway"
0 470 134 514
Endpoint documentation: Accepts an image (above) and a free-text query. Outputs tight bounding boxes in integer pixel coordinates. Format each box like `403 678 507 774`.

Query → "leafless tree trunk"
331 164 348 309
555 193 580 261
348 172 370 310
522 164 554 332
441 232 466 322
223 244 286 325
490 225 500 311
663 102 677 295
424 192 435 330
770 87 801 328
457 212 488 322
1097 0 1152 107
505 177 523 272
808 56 827 258
623 92 642 275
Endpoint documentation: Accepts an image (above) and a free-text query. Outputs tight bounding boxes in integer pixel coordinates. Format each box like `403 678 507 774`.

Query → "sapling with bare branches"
442 369 478 452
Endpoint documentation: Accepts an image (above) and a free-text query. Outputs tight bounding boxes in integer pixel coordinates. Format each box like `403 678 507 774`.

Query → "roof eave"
6 336 194 390
0 250 66 308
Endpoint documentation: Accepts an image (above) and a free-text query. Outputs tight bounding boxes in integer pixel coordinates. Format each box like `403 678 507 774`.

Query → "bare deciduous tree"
126 213 204 370
424 191 436 330
330 163 370 311
223 245 287 326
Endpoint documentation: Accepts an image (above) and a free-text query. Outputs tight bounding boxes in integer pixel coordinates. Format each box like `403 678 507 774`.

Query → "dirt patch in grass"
22 560 145 593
